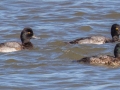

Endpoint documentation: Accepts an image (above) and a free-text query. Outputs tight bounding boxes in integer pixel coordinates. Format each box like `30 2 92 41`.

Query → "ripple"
0 0 120 90
79 25 92 31
74 12 86 16
105 12 120 19
5 59 18 63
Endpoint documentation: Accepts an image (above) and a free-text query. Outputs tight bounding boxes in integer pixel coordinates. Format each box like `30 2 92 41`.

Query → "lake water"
0 0 120 90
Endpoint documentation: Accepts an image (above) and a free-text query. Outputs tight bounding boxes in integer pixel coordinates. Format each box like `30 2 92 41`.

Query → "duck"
69 24 120 44
77 43 120 67
0 27 39 53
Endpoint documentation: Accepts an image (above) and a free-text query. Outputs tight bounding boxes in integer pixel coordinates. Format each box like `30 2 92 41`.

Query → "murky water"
0 0 120 90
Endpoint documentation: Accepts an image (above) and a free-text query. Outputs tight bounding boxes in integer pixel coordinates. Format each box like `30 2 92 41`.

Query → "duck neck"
22 42 33 49
114 45 120 58
112 35 119 42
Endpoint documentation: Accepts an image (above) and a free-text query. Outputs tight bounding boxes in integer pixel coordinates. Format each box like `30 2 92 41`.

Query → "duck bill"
32 35 40 39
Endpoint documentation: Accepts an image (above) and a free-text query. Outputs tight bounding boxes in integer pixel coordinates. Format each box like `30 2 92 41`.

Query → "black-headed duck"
69 24 120 44
0 27 39 52
77 43 120 67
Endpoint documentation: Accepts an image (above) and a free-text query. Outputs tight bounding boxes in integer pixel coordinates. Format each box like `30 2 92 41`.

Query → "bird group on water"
1 24 120 67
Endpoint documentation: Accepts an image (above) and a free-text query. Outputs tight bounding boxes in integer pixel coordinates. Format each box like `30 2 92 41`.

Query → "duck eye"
116 28 119 30
27 32 31 34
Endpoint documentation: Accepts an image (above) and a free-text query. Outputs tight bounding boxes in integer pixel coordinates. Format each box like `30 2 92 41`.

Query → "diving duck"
0 27 40 52
77 43 120 67
69 24 120 44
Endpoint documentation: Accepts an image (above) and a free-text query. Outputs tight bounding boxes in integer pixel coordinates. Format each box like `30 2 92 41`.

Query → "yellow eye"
28 32 31 34
116 28 119 30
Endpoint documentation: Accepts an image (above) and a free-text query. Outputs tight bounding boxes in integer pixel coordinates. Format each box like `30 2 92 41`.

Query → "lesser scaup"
0 27 39 52
77 43 120 67
69 24 120 44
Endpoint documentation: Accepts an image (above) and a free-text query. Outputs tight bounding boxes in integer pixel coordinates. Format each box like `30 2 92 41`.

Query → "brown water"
0 0 120 90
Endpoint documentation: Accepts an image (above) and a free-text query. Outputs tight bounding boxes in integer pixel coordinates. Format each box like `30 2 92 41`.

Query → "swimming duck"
77 43 120 67
0 27 39 53
69 24 120 44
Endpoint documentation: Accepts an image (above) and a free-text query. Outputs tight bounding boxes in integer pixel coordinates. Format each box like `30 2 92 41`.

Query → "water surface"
0 0 120 90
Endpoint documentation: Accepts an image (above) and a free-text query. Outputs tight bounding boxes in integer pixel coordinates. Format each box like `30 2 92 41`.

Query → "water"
0 0 120 90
